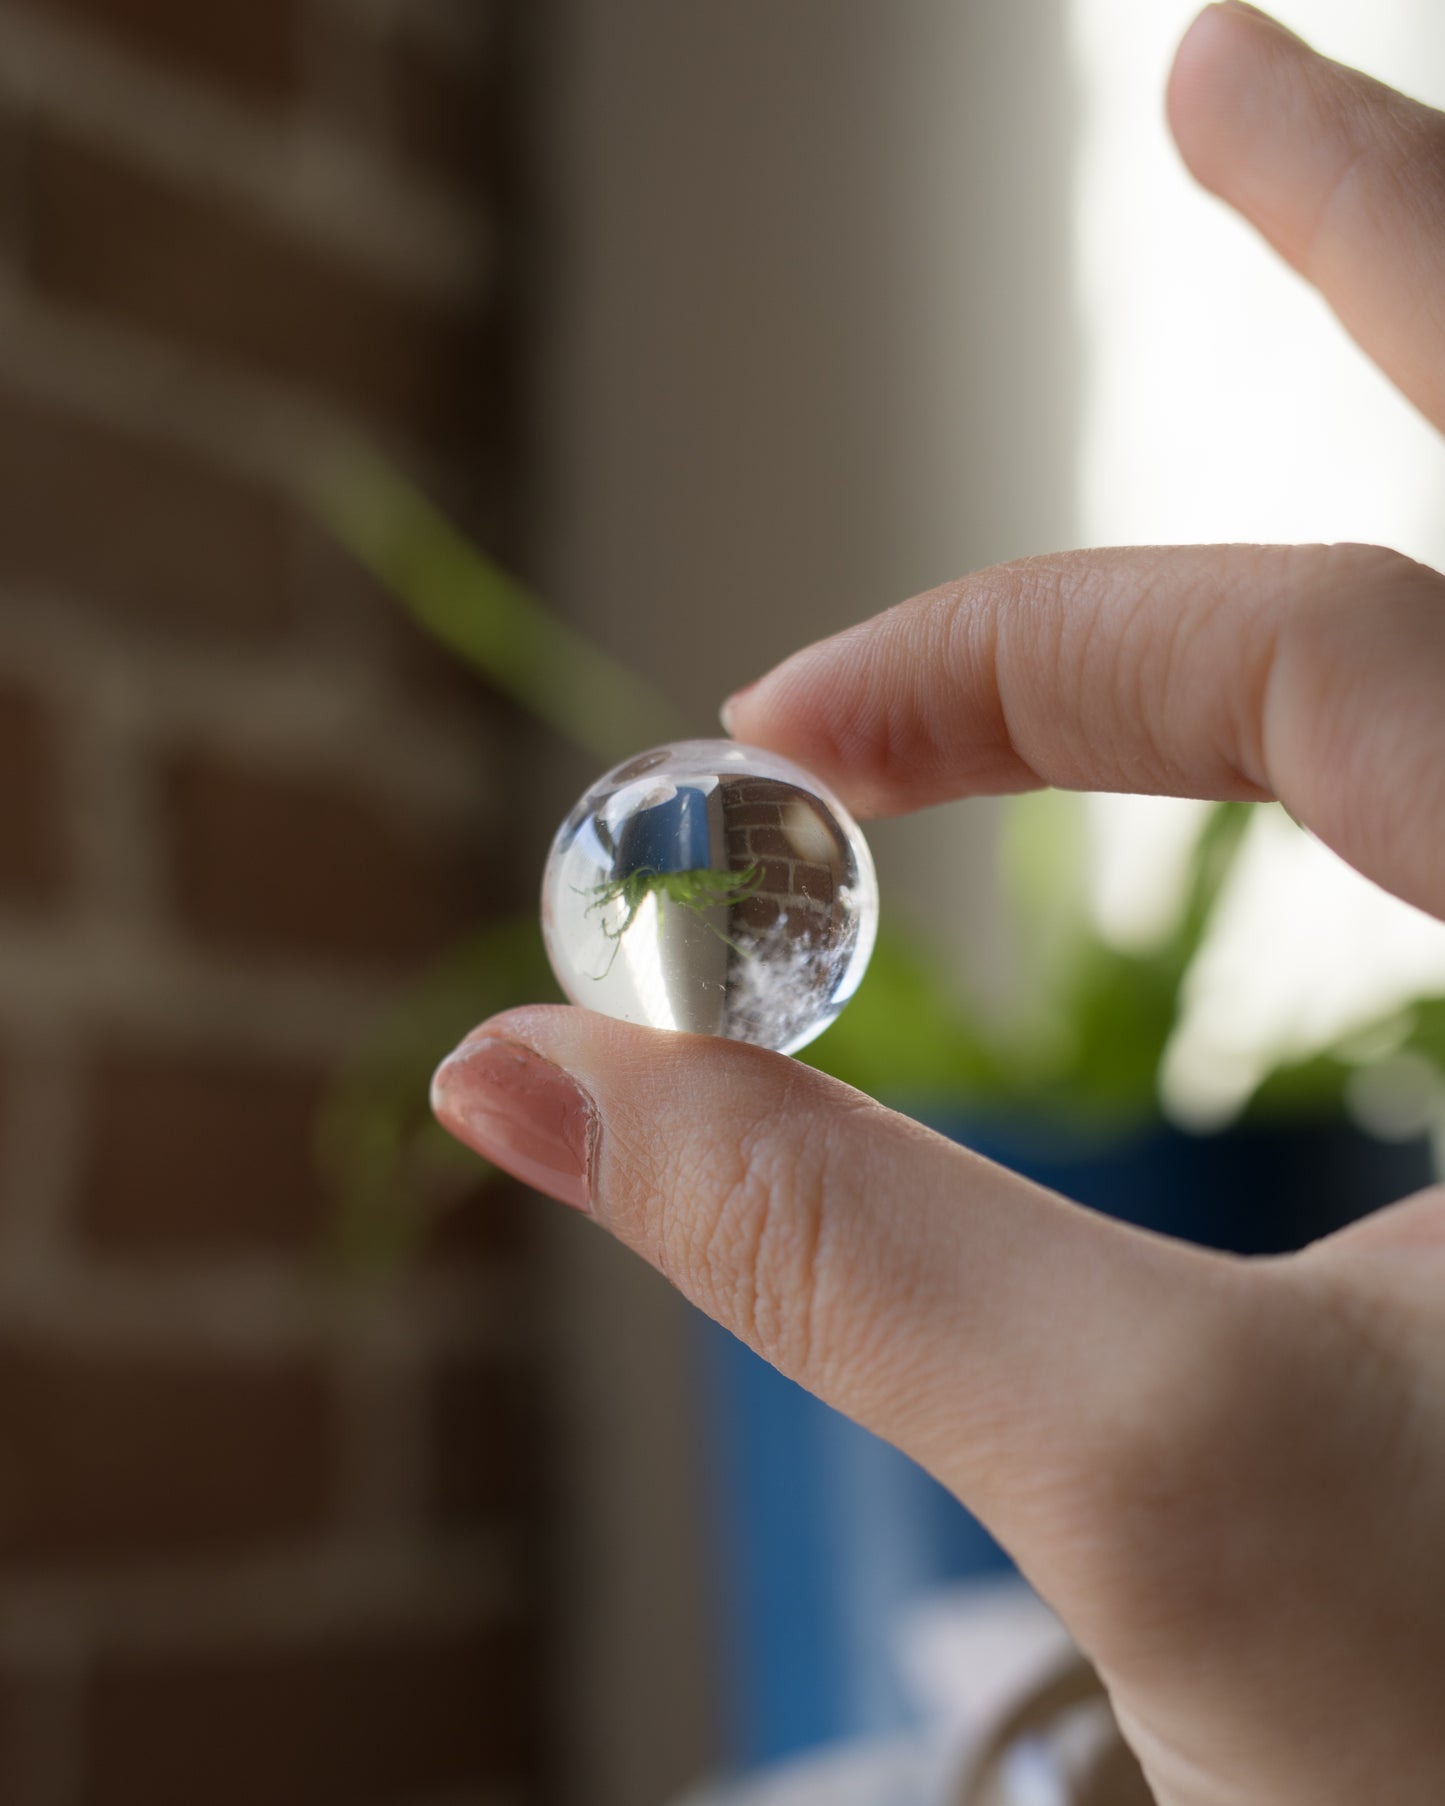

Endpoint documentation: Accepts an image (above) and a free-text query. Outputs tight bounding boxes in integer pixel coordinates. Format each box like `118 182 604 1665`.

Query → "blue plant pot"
694 1111 1435 1767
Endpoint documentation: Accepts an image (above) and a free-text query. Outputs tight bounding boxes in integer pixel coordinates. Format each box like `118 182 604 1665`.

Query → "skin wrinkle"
994 551 1251 799
1149 570 1226 794
1296 65 1444 286
889 598 967 800
739 1122 821 1381
963 563 1057 795
1259 548 1445 913
804 623 891 807
1225 571 1286 799
643 1057 837 1371
1102 571 1162 790
670 1120 752 1324
1292 1246 1433 1497
922 583 992 791
1291 79 1384 280
798 1093 914 1403
912 595 956 788
735 1081 884 1385
816 1200 948 1437
723 1100 797 1360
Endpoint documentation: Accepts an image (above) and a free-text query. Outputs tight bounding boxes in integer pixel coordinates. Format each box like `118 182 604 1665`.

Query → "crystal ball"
542 739 879 1055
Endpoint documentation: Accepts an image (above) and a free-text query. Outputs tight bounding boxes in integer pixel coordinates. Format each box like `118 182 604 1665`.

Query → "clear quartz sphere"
542 739 878 1055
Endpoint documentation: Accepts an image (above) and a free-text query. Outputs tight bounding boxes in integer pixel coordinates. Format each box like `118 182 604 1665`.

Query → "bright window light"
1068 0 1445 1125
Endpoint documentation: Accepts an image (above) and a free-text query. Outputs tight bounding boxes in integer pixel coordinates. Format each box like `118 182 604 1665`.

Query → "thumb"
431 1005 1240 1566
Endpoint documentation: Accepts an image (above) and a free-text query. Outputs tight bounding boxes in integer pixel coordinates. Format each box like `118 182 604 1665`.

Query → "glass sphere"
542 739 878 1055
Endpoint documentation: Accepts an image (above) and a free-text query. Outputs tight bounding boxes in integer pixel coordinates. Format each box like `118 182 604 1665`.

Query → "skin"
434 7 1445 1801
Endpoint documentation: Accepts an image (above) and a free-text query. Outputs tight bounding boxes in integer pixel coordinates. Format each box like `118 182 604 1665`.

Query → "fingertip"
429 1007 599 1211
718 681 754 738
717 657 847 795
430 1004 587 1138
712 591 1027 821
1167 4 1275 185
1165 6 1222 157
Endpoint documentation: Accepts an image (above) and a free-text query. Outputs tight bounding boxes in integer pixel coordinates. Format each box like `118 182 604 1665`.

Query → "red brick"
13 0 298 108
86 1621 536 1806
0 383 290 636
161 747 485 969
736 895 780 935
0 683 65 906
394 27 490 192
0 1665 11 1789
0 1340 332 1567
793 863 835 908
0 1658 56 1803
733 780 800 805
742 826 792 859
31 127 487 439
758 860 792 894
425 1349 541 1528
723 803 784 829
418 1172 538 1268
0 99 25 262
77 1039 332 1257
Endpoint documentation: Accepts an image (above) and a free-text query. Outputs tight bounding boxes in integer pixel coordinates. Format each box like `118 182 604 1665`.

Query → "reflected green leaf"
315 916 559 1272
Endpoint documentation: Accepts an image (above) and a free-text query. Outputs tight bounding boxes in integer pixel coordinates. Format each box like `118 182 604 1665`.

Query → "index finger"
721 543 1445 920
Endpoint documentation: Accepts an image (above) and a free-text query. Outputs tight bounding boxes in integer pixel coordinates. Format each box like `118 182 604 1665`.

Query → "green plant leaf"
1162 799 1253 983
308 447 687 763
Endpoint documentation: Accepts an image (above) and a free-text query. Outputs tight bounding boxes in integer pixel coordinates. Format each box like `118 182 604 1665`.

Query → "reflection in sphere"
542 740 878 1055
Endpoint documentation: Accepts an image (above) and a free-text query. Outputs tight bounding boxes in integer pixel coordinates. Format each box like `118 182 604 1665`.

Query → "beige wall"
524 4 1081 1801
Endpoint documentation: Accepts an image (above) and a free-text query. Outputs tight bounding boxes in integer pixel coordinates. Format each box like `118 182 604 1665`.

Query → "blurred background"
1 2 1444 1805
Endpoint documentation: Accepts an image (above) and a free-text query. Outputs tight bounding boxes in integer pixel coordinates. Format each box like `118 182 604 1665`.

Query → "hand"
433 8 1445 1802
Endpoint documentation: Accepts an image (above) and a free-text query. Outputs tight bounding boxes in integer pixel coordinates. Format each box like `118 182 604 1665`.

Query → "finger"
430 1006 1239 1562
1168 2 1445 432
722 542 1445 920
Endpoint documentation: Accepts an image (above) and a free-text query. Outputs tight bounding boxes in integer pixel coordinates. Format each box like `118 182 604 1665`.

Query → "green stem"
307 446 687 765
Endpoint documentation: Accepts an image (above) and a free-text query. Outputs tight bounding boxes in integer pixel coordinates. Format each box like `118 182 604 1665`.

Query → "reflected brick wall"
723 781 841 939
0 2 548 1802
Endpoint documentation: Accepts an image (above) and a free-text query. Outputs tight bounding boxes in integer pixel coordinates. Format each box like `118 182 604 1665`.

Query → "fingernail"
430 1036 596 1211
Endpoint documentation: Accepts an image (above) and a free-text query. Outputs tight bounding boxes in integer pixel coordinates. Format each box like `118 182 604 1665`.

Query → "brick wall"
0 3 549 1803
723 781 840 941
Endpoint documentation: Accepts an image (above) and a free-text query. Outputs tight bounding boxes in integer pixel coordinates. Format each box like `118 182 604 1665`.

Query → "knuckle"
1255 542 1441 788
1315 540 1425 594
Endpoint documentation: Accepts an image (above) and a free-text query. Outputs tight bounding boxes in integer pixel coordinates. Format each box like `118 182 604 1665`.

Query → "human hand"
432 7 1445 1802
